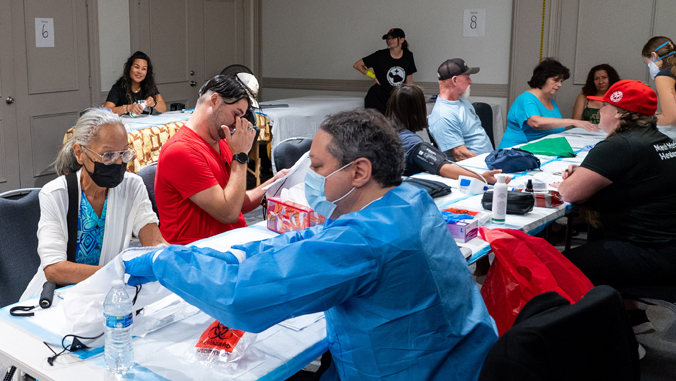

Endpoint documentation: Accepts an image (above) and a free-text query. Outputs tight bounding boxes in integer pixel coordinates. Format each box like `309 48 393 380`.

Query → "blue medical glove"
124 251 158 286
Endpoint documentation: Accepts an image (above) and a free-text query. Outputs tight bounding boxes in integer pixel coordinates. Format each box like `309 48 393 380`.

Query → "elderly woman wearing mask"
20 109 166 301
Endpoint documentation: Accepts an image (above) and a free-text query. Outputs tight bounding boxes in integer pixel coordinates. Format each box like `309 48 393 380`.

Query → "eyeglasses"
82 145 135 165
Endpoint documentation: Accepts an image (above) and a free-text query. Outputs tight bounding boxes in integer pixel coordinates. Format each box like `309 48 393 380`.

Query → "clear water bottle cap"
111 279 124 288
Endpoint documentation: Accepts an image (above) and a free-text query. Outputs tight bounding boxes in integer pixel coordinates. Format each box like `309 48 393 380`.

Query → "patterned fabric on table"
63 114 273 174
76 189 107 266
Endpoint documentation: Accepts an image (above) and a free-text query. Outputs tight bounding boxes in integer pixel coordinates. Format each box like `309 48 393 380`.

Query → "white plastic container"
492 174 508 225
104 279 134 375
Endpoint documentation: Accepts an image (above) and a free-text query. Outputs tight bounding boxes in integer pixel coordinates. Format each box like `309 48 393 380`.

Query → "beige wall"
98 0 130 95
260 0 513 100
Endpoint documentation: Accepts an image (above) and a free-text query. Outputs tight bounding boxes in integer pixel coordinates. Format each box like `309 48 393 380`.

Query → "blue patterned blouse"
76 190 108 265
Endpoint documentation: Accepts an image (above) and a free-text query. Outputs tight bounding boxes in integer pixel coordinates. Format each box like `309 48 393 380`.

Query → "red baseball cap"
587 80 657 115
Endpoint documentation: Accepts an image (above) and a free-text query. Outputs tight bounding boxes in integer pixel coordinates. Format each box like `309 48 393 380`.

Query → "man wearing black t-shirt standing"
353 28 417 114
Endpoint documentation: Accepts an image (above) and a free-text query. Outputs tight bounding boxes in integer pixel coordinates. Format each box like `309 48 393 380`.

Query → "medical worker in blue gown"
124 110 498 381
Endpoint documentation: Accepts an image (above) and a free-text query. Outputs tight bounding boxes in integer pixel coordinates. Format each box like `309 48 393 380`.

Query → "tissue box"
443 207 479 243
266 196 325 234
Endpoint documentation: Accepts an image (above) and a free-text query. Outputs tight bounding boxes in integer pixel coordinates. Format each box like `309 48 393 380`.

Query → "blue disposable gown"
151 184 498 380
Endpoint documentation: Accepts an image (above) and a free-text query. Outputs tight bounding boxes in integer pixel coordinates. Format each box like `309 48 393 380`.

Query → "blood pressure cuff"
481 190 535 215
402 177 452 198
411 142 448 176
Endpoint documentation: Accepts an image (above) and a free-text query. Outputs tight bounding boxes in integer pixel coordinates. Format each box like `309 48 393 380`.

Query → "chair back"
169 103 185 111
472 102 495 149
0 188 41 307
138 162 159 218
272 137 313 173
479 285 640 381
425 128 439 149
613 285 676 314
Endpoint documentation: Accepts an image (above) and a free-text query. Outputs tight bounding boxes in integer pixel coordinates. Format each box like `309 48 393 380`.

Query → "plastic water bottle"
104 279 134 374
492 174 508 225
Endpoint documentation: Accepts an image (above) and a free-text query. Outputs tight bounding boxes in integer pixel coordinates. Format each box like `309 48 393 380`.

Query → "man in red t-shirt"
155 75 288 244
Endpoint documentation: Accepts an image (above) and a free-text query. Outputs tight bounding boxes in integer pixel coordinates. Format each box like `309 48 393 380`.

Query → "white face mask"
648 60 660 80
462 85 471 99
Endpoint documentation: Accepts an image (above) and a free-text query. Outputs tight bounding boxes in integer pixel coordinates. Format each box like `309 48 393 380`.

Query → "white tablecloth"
259 96 363 150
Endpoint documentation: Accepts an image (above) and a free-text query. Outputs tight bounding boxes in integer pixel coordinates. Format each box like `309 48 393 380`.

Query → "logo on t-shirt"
387 66 405 86
610 91 623 103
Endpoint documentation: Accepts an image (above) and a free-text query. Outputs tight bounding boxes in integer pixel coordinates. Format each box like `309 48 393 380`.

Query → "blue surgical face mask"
649 41 676 80
304 161 355 218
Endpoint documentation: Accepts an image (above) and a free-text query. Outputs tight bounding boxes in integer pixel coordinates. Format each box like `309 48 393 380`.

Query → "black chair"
425 128 439 149
613 285 676 316
272 137 313 173
138 162 159 219
472 102 495 149
478 285 640 381
170 103 185 111
0 188 42 308
220 64 254 77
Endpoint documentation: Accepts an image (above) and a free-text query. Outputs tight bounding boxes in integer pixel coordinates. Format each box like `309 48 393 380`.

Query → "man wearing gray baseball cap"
428 58 493 161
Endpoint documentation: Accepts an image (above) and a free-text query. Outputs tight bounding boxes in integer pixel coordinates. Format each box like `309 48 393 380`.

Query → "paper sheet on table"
263 152 310 196
278 313 325 332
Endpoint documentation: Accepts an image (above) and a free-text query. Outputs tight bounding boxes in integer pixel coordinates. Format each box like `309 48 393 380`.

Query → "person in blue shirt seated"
498 58 598 149
428 58 494 161
386 84 503 184
124 109 499 381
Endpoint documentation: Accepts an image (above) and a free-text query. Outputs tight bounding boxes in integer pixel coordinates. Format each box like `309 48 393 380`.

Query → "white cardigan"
20 169 159 301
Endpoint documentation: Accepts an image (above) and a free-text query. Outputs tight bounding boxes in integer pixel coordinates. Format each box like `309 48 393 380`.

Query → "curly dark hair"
320 110 404 187
385 84 428 133
116 51 159 104
527 58 570 89
581 64 621 96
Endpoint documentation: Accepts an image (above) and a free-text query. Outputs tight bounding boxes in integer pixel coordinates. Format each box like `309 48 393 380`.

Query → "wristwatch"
233 152 249 164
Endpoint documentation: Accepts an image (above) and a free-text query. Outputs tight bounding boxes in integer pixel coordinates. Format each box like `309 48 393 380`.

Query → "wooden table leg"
248 141 261 186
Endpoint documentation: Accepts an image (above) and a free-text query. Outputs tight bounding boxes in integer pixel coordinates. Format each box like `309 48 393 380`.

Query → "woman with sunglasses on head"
104 51 166 115
20 109 167 301
642 36 676 140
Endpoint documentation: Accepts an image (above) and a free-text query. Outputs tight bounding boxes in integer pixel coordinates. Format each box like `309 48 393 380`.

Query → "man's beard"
462 85 471 99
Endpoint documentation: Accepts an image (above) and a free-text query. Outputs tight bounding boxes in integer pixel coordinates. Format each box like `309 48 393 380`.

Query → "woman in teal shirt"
498 58 598 149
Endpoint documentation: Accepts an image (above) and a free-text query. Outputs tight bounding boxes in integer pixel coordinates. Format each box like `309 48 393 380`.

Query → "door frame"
85 0 102 108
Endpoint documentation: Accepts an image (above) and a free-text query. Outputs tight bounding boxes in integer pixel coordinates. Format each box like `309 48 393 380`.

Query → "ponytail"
54 138 80 176
53 108 123 176
402 40 409 51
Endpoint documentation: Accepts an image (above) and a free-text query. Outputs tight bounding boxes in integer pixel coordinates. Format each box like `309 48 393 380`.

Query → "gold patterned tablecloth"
63 114 273 177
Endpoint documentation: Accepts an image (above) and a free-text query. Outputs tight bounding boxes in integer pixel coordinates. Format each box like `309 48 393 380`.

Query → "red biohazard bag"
479 227 593 336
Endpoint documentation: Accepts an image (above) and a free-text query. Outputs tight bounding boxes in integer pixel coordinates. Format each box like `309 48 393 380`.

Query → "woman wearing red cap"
558 80 676 344
353 28 417 114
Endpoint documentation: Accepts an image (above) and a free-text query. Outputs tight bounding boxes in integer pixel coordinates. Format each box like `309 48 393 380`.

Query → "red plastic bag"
479 227 593 336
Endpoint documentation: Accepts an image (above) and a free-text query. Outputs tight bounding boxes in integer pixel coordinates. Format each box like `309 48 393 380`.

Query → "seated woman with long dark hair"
386 84 503 184
572 64 621 123
104 51 166 115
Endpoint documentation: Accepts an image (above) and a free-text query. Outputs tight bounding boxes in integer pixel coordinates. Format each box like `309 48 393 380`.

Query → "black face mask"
83 161 126 188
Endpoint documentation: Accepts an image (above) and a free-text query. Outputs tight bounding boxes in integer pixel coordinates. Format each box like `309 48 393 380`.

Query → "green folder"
520 137 575 158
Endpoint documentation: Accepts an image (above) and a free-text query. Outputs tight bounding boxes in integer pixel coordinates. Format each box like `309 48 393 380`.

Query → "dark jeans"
564 238 676 287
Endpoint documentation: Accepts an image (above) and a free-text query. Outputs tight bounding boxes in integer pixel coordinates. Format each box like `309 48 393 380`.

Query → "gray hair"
320 110 404 187
54 108 123 176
